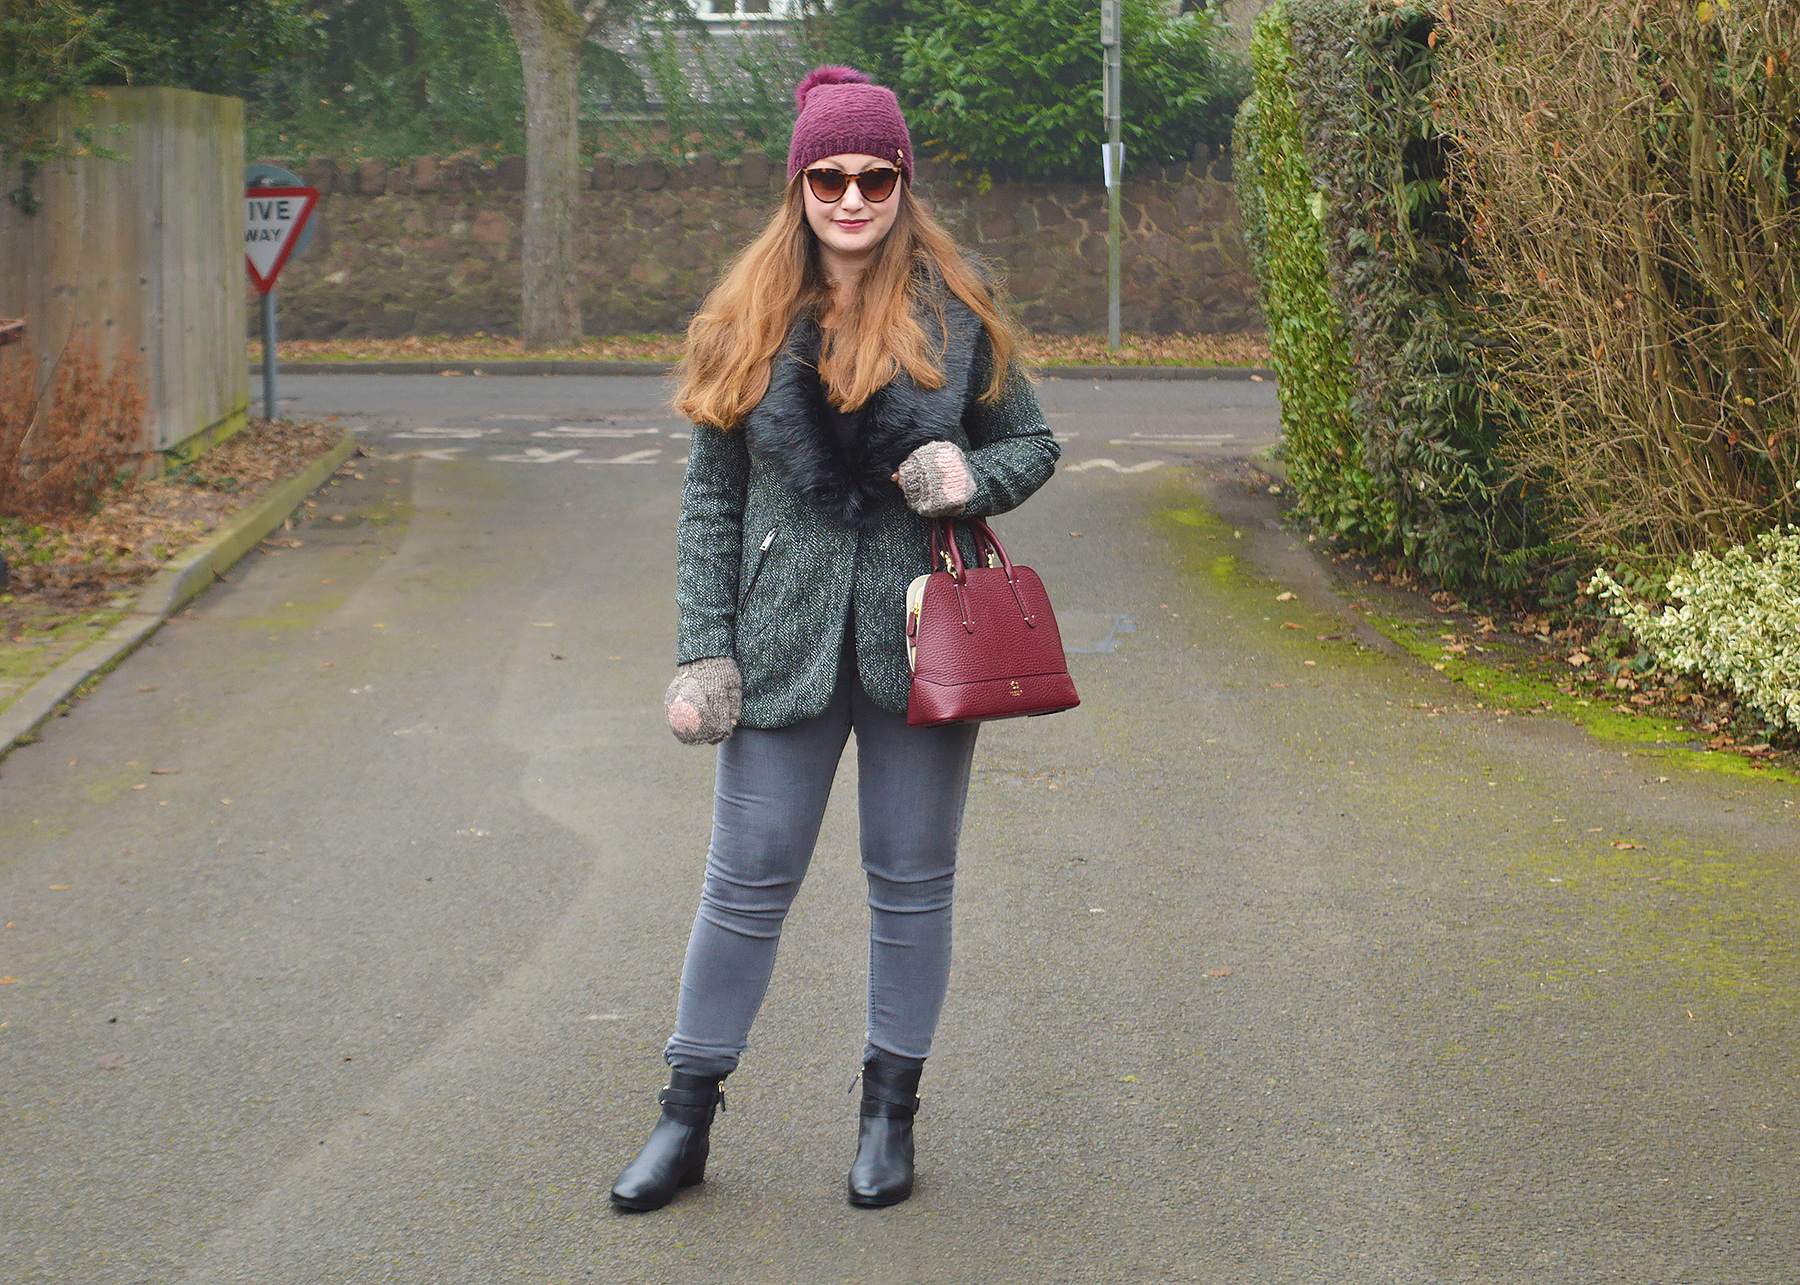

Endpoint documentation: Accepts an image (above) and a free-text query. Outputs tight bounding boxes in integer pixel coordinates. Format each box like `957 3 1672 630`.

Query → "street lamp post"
1101 1 1123 351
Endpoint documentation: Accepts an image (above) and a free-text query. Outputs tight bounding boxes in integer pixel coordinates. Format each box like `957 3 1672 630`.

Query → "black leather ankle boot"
847 1055 922 1208
609 1070 727 1212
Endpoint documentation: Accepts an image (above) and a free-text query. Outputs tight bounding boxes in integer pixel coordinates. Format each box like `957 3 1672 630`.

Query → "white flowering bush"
1590 529 1800 731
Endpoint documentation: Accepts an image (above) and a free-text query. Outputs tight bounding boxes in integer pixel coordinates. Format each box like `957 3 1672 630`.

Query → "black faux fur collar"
743 290 984 530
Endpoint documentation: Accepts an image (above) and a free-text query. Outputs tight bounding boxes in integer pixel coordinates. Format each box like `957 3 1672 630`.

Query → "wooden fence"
0 87 247 459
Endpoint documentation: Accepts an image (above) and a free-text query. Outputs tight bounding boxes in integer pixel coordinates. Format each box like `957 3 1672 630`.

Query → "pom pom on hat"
787 64 914 186
794 65 870 111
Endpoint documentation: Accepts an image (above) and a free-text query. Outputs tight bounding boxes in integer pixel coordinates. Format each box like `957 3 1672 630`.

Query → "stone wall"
270 150 1257 339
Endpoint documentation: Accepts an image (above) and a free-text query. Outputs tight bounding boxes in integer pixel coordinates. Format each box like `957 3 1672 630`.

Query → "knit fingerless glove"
897 440 974 517
665 656 742 745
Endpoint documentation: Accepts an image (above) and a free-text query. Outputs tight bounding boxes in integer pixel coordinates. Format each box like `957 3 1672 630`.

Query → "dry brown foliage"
251 331 1274 369
1439 0 1800 557
0 333 149 519
1019 332 1273 368
1 418 344 606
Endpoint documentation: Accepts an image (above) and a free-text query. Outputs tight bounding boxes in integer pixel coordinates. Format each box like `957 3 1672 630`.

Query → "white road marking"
531 427 661 438
488 448 584 463
407 443 666 466
1064 458 1166 474
390 426 488 439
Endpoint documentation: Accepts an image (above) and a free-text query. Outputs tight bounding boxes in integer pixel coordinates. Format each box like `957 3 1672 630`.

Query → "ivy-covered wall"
1237 0 1548 591
264 150 1258 338
1235 5 1372 540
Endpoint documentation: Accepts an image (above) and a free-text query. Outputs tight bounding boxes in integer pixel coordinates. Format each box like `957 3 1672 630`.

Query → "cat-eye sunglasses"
802 166 902 204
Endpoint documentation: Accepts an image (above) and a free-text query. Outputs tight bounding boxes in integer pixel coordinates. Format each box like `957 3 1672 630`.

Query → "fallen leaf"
1205 966 1237 978
1069 531 1084 537
0 977 18 984
1566 652 1591 666
1612 840 1643 850
95 1052 128 1069
1281 621 1302 630
150 767 180 775
131 783 147 790
532 622 557 627
1276 592 1296 601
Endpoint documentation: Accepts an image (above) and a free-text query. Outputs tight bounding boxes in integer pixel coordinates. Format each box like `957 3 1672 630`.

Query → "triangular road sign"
244 186 319 294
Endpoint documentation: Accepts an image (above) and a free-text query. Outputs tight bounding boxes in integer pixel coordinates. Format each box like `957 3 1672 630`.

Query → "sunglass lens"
858 169 899 202
806 169 849 201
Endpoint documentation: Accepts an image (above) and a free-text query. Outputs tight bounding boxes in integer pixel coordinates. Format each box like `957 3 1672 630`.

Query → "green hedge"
1239 5 1378 543
889 0 1246 180
1240 0 1556 592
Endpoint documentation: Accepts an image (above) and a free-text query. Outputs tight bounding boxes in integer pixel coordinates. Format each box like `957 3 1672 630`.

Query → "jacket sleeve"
675 422 750 664
959 338 1060 518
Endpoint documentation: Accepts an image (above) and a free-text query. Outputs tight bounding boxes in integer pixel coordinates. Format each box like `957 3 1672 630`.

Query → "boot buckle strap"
860 1096 918 1119
658 1083 725 1112
860 1079 919 1108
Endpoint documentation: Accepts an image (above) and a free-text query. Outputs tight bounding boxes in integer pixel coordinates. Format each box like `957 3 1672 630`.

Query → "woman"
610 66 1059 1213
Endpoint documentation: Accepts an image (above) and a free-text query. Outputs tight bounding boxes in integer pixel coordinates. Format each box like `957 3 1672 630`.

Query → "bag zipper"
741 527 778 607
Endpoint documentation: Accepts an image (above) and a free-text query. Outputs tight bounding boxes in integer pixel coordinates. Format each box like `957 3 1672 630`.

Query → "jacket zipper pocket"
741 527 778 608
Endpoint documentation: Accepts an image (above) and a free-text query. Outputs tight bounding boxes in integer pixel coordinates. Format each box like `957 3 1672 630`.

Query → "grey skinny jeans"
664 650 979 1077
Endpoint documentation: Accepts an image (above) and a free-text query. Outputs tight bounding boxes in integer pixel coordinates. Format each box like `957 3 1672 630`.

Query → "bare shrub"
0 333 149 519
1438 0 1800 559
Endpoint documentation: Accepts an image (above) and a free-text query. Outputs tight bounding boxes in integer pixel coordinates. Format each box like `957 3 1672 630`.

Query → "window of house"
698 0 780 18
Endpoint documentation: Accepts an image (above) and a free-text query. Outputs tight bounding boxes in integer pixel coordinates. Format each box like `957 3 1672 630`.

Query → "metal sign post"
244 164 318 422
1101 1 1123 351
260 290 278 422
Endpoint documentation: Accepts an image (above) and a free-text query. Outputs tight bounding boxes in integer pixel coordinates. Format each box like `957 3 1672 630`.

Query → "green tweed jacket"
675 294 1060 728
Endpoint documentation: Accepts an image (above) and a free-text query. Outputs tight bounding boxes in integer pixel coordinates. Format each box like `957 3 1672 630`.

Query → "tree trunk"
497 0 583 347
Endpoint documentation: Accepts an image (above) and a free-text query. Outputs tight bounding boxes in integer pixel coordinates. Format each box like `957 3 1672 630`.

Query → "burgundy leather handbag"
904 518 1080 727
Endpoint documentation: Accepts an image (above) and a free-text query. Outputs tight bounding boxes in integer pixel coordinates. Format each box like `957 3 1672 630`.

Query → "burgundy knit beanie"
786 66 914 187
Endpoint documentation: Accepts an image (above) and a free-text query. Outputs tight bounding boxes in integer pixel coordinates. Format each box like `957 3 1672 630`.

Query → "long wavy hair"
675 179 1021 430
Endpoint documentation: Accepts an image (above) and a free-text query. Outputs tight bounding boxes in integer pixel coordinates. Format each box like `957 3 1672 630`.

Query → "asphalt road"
3 375 1796 1284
